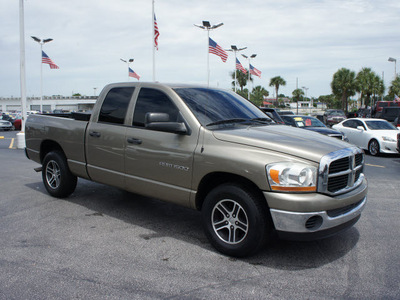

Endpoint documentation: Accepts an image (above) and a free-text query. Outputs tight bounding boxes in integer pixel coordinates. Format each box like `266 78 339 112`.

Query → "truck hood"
212 125 350 162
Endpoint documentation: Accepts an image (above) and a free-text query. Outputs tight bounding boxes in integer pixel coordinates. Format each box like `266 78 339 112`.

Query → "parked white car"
333 118 400 156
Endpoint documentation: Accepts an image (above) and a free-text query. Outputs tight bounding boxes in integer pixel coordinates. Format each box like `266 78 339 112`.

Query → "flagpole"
40 45 43 112
19 0 27 134
207 31 210 87
152 0 155 82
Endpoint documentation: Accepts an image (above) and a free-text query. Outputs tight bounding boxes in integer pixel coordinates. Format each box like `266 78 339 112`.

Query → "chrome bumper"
270 196 366 234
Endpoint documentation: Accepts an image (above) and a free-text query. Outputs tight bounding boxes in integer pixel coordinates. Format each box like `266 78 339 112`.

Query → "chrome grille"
318 147 365 196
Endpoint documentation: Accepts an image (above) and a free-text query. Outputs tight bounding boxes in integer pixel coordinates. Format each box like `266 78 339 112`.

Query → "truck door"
86 87 135 189
124 87 198 206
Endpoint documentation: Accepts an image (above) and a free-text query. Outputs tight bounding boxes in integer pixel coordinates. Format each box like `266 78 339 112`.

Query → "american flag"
250 64 262 78
42 51 59 69
236 58 247 74
154 13 159 50
209 38 228 62
129 68 140 80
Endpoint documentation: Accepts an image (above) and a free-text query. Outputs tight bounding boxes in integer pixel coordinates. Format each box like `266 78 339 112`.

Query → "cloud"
1 0 399 99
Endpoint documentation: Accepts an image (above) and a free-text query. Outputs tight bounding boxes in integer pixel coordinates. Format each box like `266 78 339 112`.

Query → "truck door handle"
127 137 142 145
89 131 101 137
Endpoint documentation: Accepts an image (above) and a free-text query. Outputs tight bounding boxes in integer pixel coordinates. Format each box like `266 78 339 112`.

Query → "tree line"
232 67 400 112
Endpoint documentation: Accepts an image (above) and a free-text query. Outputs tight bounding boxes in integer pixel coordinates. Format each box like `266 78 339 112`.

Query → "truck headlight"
266 162 317 192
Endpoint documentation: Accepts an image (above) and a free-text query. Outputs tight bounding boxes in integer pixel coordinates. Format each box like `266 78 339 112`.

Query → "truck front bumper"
264 178 367 240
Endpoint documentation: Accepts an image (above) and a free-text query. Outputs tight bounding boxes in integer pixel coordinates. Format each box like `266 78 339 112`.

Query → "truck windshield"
173 87 273 127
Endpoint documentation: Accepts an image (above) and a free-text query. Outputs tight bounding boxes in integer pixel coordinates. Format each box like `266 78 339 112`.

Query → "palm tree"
292 88 304 114
250 86 269 107
231 70 252 93
356 68 379 107
269 76 286 103
331 68 356 112
371 75 385 107
388 75 400 99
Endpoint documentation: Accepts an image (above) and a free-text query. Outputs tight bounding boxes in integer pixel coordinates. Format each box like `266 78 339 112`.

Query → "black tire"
42 151 77 198
368 139 380 156
201 183 272 257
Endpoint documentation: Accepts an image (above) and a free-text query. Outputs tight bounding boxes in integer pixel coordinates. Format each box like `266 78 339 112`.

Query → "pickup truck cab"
25 82 367 257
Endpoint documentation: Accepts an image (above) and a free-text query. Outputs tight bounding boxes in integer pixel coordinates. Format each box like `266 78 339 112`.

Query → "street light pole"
194 21 223 87
31 36 53 112
388 57 397 78
120 58 134 80
242 53 256 99
302 86 309 113
227 45 247 92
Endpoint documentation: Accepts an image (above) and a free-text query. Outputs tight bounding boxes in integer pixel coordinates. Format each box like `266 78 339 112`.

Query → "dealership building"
0 95 97 113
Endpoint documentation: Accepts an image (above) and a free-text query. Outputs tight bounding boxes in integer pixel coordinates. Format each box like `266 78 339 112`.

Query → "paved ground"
0 131 399 299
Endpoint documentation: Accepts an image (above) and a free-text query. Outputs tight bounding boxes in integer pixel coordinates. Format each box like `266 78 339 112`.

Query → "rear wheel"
42 151 77 198
368 139 380 156
201 183 272 257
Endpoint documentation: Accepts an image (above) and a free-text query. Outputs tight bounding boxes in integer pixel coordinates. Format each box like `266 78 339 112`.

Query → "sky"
1 0 399 99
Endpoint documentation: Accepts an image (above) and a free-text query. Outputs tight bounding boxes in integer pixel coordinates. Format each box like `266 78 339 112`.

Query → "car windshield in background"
328 110 345 116
365 120 397 130
174 88 273 127
293 116 325 128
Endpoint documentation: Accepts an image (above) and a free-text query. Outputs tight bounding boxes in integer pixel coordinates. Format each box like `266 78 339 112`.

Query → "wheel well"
40 140 65 163
195 172 264 211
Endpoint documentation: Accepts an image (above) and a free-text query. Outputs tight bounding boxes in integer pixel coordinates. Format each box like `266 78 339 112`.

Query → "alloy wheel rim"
46 160 61 189
211 199 248 244
370 141 378 155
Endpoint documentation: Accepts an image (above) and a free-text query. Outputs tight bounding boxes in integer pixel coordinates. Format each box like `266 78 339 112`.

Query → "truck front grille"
318 147 364 196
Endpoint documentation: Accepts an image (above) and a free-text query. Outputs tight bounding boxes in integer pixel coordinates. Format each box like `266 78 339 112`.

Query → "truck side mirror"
145 112 188 135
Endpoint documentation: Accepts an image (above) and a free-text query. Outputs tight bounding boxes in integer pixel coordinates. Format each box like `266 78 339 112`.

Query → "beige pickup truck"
25 82 367 257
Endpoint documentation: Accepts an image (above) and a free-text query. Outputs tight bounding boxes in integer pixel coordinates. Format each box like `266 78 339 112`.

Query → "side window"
343 120 354 128
133 88 179 127
98 87 135 124
354 120 366 130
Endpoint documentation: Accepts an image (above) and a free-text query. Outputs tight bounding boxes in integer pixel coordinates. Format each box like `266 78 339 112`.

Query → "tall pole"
388 57 397 79
234 52 237 92
194 21 224 87
40 43 43 112
242 54 256 100
32 37 53 112
152 0 155 81
207 29 210 87
19 0 27 133
121 58 134 80
227 45 246 93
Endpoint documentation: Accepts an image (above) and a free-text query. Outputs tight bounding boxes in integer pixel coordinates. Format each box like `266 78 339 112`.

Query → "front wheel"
368 139 380 156
201 183 272 257
42 151 77 198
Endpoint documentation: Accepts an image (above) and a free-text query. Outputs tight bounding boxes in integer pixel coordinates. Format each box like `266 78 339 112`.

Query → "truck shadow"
26 178 359 270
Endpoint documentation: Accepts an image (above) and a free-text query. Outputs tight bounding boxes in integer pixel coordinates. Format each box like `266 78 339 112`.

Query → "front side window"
133 88 179 127
98 87 135 124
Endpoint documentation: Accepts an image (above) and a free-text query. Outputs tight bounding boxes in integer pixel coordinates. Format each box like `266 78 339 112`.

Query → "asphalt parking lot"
0 130 399 299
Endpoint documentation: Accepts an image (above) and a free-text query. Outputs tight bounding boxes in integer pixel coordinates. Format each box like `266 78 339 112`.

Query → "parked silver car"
0 120 13 131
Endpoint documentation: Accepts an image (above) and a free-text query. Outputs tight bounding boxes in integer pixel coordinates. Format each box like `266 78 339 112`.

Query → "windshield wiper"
249 118 274 124
206 118 247 127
